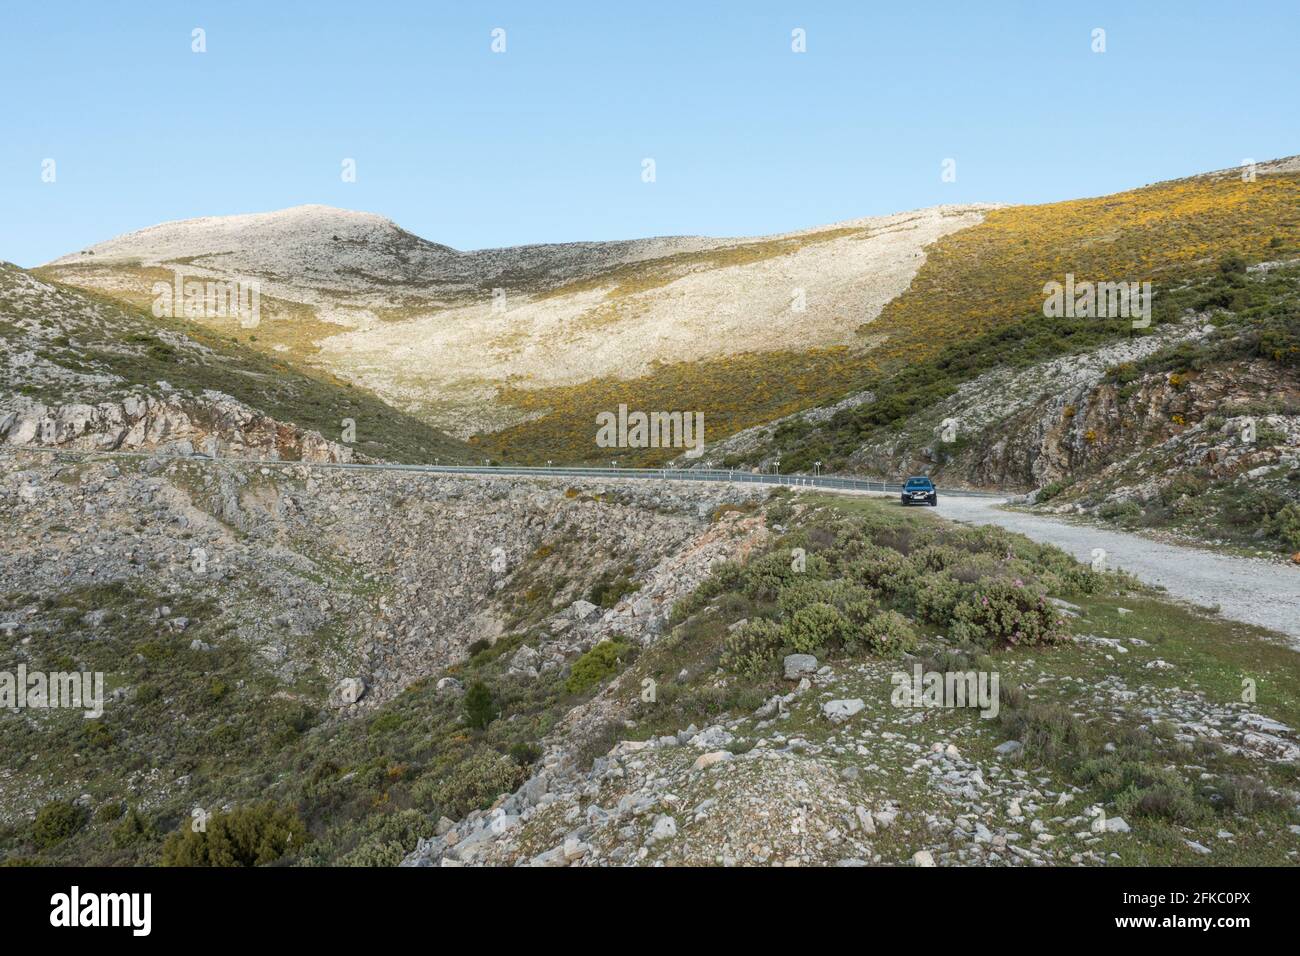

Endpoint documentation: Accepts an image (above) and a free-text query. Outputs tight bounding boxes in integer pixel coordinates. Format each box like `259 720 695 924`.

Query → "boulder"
692 750 733 772
436 677 464 696
783 653 818 680
822 699 866 724
508 644 541 675
568 600 600 621
332 677 366 707
650 815 678 842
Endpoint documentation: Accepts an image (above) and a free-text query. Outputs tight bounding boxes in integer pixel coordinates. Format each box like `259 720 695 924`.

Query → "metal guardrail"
0 445 1005 499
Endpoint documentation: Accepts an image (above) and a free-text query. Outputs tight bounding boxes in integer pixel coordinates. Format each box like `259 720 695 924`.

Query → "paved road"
2 446 1001 498
938 495 1300 645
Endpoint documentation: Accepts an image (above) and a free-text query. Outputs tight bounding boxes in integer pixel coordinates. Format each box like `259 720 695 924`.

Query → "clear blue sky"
2 0 1297 267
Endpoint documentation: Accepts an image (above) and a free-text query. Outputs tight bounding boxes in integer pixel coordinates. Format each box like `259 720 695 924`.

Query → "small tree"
464 681 497 730
33 801 85 848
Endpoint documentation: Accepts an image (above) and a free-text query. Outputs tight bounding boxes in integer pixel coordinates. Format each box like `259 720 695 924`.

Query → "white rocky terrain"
406 649 1299 868
43 203 995 436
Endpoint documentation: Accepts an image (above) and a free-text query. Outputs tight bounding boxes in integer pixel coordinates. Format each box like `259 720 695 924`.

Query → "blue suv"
901 476 938 506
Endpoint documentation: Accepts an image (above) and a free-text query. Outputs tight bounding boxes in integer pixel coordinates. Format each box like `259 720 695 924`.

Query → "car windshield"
905 479 932 489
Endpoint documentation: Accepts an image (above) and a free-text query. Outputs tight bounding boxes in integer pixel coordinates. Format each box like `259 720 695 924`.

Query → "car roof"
905 476 932 483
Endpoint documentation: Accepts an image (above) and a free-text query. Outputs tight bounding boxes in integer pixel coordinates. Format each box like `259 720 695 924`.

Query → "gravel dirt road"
936 496 1300 645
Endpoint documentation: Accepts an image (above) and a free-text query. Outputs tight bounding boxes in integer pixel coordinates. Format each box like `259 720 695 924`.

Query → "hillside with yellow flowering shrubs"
483 161 1300 466
862 162 1300 375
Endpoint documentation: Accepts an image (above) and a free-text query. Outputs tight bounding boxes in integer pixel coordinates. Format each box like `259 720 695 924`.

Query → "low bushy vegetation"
565 638 634 694
3 487 1289 868
161 802 307 867
685 495 1112 680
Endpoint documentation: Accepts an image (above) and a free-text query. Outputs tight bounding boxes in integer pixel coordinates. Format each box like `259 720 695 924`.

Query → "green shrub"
340 841 409 867
111 806 155 848
1098 500 1142 521
669 561 744 623
464 681 498 729
1080 757 1211 826
589 568 641 608
339 809 426 866
784 602 848 653
1036 479 1068 503
33 801 85 848
1219 775 1291 815
951 579 1066 647
849 550 923 602
966 524 1025 558
79 720 114 751
1001 702 1089 767
1224 489 1288 527
566 638 634 694
721 618 785 677
857 609 918 655
1061 565 1106 595
509 741 543 766
1266 502 1300 549
909 544 963 573
416 747 524 819
94 802 124 825
160 802 307 867
911 572 964 626
1115 781 1210 826
1160 473 1209 506
1218 252 1247 278
742 549 827 600
776 578 875 617
1028 543 1109 595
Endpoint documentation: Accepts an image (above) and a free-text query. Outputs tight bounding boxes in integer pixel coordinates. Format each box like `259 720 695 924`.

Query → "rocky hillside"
708 260 1300 556
5 453 1297 868
0 263 469 464
397 491 1300 868
0 446 771 864
39 160 1300 468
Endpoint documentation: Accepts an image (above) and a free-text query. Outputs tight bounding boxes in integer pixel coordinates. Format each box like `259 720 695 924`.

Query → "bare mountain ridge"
50 204 737 300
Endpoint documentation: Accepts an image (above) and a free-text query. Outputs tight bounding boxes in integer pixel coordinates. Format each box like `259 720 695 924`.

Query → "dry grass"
474 347 866 465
